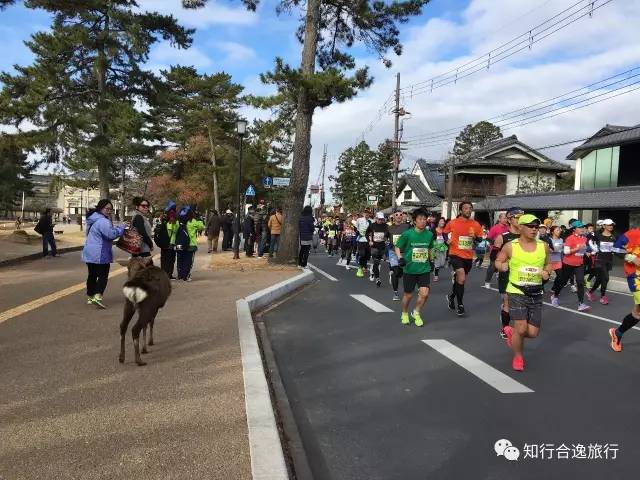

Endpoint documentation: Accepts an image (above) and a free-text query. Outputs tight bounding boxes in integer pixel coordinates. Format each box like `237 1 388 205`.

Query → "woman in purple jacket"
81 199 127 309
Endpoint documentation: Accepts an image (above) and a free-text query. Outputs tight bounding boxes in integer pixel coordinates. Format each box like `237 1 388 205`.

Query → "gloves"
398 257 406 268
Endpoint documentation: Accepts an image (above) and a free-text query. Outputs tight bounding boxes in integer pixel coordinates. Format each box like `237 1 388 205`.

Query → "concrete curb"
0 245 83 268
237 270 315 480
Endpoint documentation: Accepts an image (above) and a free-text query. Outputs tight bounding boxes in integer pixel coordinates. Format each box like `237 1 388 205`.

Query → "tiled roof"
475 186 640 211
416 159 446 195
399 174 443 207
455 135 570 172
567 124 640 159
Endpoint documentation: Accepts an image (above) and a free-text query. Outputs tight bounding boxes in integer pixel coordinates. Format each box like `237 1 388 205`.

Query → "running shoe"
87 296 94 305
502 325 513 349
570 284 578 293
609 328 622 352
577 303 591 312
401 312 410 325
376 278 381 287
356 267 364 278
512 356 525 371
369 273 375 282
392 292 400 301
550 295 559 307
600 295 609 305
586 290 595 302
345 265 351 271
411 311 424 327
446 293 456 311
456 304 465 317
92 294 106 309
484 282 491 289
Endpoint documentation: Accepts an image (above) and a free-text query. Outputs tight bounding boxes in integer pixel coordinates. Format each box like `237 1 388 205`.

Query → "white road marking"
482 285 640 332
350 294 394 313
307 262 338 281
422 339 534 394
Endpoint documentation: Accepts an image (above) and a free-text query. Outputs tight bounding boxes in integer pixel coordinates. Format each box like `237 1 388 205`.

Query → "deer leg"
141 324 148 354
119 300 136 364
132 320 146 366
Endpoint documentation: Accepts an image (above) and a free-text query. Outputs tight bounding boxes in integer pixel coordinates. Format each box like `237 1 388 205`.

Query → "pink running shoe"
586 291 595 302
512 356 525 371
502 326 513 349
600 295 609 305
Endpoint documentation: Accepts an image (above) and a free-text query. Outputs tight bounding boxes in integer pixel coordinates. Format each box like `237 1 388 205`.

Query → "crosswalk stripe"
307 263 338 281
350 294 394 313
423 339 534 394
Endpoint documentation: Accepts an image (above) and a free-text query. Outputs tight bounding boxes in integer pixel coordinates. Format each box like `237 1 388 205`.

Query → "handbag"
116 227 142 255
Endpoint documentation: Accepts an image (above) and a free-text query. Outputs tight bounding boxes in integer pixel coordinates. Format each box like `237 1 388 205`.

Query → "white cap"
596 219 604 226
602 218 615 225
376 212 385 219
225 209 232 214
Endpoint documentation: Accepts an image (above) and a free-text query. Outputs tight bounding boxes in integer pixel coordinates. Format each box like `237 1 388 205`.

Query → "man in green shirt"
395 209 434 327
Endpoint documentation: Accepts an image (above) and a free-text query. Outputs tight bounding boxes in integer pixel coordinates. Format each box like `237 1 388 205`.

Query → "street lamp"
233 119 248 259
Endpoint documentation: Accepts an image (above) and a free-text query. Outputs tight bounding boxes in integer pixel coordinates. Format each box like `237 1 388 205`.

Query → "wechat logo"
495 439 520 461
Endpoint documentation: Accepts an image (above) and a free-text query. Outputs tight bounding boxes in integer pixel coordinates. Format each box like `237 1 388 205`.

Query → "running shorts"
403 272 430 293
626 273 640 305
449 255 472 274
507 292 543 328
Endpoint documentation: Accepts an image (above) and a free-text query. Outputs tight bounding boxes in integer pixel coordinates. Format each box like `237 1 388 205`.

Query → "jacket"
299 215 314 242
81 212 125 264
166 220 178 246
186 219 205 248
243 216 255 237
206 214 221 237
131 211 153 254
268 212 283 235
36 214 54 235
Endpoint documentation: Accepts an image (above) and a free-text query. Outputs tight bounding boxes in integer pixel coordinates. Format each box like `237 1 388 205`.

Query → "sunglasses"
522 224 540 229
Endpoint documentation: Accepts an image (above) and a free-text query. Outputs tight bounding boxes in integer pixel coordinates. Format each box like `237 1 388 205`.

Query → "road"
264 250 637 480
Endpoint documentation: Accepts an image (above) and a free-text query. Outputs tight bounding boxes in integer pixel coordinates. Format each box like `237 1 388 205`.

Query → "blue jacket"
81 212 126 264
299 215 315 242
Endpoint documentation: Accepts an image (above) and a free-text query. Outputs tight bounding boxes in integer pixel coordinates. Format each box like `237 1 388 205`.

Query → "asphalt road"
264 250 637 480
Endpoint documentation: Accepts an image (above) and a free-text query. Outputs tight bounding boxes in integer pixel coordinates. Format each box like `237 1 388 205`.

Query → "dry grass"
207 251 298 272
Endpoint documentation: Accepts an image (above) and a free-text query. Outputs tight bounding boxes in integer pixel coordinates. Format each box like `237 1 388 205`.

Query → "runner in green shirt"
395 208 434 327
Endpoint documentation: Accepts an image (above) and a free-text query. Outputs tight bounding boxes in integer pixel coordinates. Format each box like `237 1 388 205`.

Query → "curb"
0 245 83 268
237 270 315 480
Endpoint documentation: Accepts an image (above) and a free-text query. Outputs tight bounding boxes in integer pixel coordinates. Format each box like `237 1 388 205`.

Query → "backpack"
154 221 171 249
175 221 190 250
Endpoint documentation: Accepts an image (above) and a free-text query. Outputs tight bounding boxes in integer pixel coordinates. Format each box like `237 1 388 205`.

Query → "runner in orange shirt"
444 201 484 316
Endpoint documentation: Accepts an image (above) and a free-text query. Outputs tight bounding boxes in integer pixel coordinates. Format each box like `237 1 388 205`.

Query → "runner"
326 216 340 257
484 213 509 288
355 210 372 278
494 214 552 371
432 217 448 281
609 226 640 352
550 220 591 311
338 222 356 269
493 207 523 340
444 201 484 316
548 226 564 282
395 209 434 327
389 211 410 300
367 212 390 286
587 218 617 305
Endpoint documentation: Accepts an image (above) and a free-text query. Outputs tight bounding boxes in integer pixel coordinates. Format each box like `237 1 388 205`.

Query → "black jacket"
243 216 255 236
299 215 315 241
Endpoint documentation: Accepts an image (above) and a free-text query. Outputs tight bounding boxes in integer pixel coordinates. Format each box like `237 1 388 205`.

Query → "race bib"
600 241 613 253
373 232 385 242
458 236 473 250
393 234 401 245
412 247 429 263
328 230 336 238
436 235 445 244
517 266 542 286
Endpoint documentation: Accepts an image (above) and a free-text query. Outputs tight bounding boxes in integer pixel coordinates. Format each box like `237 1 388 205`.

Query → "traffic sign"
273 177 290 187
245 185 256 196
262 176 273 188
367 194 378 201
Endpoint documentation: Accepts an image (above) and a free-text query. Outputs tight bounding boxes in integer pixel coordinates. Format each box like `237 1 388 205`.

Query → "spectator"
157 201 178 279
243 209 256 257
221 209 234 250
35 208 58 258
131 196 153 258
206 209 221 254
298 205 315 268
268 207 283 258
81 199 126 308
176 206 204 281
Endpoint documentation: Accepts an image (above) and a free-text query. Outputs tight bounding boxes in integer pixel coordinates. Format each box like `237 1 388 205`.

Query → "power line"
532 125 640 151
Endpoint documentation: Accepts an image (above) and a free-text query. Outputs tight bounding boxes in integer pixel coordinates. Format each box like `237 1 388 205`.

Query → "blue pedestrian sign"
245 185 256 197
262 176 273 188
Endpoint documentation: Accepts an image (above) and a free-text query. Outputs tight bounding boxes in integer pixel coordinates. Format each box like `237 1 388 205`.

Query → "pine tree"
184 0 431 264
0 135 33 215
452 121 503 158
0 1 193 199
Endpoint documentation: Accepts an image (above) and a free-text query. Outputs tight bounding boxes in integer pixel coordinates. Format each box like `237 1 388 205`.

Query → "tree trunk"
207 123 220 212
96 9 110 200
273 0 321 265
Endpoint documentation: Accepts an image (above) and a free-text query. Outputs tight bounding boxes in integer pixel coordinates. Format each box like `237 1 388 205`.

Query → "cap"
602 218 615 225
376 212 385 219
517 214 541 226
570 220 586 228
596 219 604 226
507 207 524 218
225 209 232 214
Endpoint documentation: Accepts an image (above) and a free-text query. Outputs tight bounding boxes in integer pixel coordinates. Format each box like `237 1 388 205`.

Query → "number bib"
517 266 542 285
373 232 385 242
600 241 613 253
458 235 473 250
328 230 336 238
392 234 401 245
412 247 429 263
436 235 445 244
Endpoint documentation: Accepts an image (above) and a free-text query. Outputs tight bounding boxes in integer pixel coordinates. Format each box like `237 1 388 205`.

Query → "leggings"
86 263 110 296
298 244 311 267
590 262 611 296
552 263 585 303
357 243 370 268
391 266 403 292
371 247 384 278
340 245 353 264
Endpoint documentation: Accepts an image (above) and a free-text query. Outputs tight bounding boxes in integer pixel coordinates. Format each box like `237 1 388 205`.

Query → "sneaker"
345 265 351 271
600 295 609 305
87 296 94 305
356 267 364 278
337 259 343 266
551 295 559 307
446 293 456 311
502 326 513 349
401 312 410 325
369 273 375 282
512 356 525 371
577 303 591 312
484 282 491 289
376 278 381 287
92 294 106 309
392 292 400 301
570 284 578 293
411 311 424 327
609 328 622 352
456 304 465 317
586 290 595 302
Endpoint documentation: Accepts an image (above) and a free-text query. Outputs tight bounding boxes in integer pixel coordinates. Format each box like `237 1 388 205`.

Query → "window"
404 190 412 200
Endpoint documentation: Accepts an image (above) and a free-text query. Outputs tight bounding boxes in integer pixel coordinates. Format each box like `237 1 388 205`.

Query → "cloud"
215 41 257 63
148 42 213 71
136 0 256 28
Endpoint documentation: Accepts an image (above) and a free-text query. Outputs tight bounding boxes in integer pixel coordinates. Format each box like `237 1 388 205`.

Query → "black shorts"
508 293 543 328
449 255 473 274
403 272 431 293
498 271 509 294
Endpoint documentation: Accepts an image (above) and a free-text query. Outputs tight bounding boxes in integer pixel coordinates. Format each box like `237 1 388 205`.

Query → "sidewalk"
0 248 299 479
0 224 85 265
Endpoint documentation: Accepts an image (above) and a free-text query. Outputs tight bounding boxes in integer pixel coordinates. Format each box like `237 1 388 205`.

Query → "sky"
1 0 639 198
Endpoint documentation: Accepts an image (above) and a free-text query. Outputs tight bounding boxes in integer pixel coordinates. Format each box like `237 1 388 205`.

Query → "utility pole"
446 156 455 220
319 144 327 214
391 72 401 211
